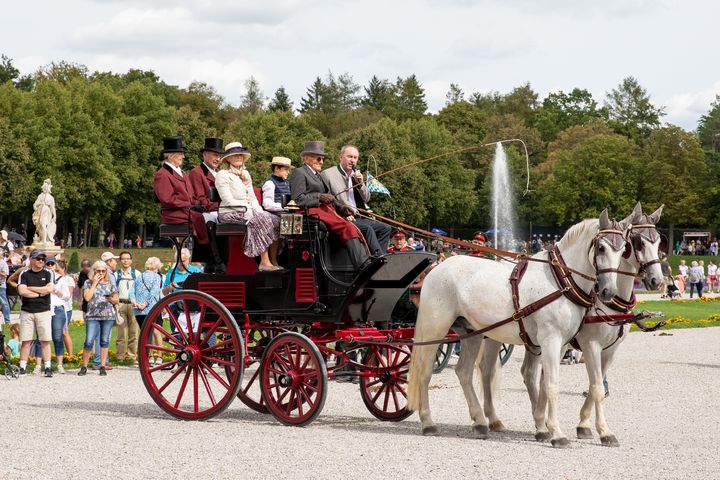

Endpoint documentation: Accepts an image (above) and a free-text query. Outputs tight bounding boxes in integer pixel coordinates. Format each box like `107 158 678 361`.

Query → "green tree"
239 76 265 114
640 126 707 243
471 83 539 126
389 75 427 121
539 133 642 224
223 111 323 182
445 83 464 106
268 86 293 112
0 54 20 84
604 76 664 142
534 88 608 142
362 76 394 113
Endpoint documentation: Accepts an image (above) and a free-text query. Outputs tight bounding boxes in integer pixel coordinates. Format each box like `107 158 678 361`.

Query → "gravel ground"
4 327 719 480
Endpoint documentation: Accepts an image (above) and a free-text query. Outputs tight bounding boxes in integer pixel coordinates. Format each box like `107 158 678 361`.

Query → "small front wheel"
260 332 328 426
360 344 413 421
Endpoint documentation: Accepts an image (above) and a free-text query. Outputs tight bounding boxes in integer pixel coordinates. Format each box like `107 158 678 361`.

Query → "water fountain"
491 142 516 250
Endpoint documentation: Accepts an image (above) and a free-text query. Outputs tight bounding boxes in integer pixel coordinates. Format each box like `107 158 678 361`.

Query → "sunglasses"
34 257 46 261
95 269 107 273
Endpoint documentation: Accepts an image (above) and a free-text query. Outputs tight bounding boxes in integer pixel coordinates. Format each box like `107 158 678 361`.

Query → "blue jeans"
85 319 114 350
690 282 703 298
51 306 66 358
0 287 10 323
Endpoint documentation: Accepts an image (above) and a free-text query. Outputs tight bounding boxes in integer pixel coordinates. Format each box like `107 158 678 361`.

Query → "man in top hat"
153 135 209 245
189 137 226 273
388 232 414 252
289 141 369 269
320 144 391 256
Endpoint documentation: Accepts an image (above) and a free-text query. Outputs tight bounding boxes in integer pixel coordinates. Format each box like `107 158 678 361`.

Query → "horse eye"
598 245 605 253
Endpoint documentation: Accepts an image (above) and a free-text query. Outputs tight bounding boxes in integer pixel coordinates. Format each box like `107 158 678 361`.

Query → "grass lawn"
635 297 720 329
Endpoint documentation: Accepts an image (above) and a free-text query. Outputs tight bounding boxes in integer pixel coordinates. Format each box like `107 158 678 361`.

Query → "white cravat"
165 162 183 177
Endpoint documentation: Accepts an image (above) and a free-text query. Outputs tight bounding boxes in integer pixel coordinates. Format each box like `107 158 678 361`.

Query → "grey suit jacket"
289 164 330 208
320 166 370 212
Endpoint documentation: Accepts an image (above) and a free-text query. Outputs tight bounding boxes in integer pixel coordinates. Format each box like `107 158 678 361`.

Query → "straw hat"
270 156 292 168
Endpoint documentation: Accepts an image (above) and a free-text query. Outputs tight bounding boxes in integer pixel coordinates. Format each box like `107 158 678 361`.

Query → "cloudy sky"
2 0 717 130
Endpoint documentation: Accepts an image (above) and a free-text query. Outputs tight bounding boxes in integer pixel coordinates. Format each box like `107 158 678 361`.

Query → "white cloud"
664 82 720 131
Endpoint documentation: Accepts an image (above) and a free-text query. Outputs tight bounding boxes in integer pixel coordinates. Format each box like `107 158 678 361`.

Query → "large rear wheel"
360 344 413 421
138 290 244 420
432 342 453 374
260 332 328 426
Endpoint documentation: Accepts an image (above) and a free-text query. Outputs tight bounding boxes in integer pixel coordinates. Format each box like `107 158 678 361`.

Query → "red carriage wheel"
138 290 244 420
360 344 413 421
260 332 327 426
225 327 276 413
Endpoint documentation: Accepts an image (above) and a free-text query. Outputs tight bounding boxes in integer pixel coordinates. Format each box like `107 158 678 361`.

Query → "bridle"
624 222 666 277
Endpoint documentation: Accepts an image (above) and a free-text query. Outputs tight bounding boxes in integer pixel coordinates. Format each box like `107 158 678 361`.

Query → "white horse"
407 211 627 447
477 204 665 447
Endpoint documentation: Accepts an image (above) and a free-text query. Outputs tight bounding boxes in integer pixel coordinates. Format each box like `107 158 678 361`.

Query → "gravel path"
4 327 719 480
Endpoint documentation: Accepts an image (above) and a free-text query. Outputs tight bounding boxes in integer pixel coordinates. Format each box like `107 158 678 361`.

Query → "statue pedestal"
30 243 64 259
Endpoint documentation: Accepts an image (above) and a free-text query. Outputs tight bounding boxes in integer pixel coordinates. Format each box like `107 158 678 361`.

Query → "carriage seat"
208 186 248 236
159 223 191 237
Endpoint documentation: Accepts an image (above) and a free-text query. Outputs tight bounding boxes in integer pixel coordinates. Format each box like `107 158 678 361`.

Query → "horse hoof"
489 420 506 432
576 427 593 439
473 424 489 439
422 425 440 436
535 431 552 442
551 437 571 449
601 435 620 447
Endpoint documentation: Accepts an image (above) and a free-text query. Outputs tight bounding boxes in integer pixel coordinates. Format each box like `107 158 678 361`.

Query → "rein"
356 207 600 282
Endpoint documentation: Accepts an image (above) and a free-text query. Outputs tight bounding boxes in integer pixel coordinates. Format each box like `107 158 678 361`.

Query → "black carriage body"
180 216 435 326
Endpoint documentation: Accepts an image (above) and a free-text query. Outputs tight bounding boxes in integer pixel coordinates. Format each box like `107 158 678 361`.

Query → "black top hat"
201 137 224 154
301 140 326 157
161 136 187 154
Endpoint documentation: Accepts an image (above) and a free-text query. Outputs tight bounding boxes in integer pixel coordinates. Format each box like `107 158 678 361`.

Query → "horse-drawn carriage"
139 206 438 425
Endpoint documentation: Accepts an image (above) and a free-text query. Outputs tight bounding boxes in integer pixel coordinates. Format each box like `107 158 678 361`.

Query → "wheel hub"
278 373 293 388
178 345 201 366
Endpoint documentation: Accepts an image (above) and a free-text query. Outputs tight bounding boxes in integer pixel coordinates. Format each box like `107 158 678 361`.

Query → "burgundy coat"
189 163 219 212
153 164 209 244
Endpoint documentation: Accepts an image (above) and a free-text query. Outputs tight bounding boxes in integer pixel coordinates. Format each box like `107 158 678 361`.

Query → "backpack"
689 269 700 283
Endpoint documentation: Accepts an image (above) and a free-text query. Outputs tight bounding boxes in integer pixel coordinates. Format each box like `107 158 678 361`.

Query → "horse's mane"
555 218 599 251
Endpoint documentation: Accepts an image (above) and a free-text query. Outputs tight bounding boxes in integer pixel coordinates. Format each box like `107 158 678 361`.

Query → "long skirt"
219 210 279 257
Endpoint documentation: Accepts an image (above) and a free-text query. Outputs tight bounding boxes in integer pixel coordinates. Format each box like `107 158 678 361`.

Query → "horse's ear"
599 209 610 229
623 240 632 259
659 234 669 254
633 202 643 215
648 204 664 224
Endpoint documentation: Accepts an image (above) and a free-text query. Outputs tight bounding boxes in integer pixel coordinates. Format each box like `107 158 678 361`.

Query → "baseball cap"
101 252 119 262
45 255 57 265
30 249 46 259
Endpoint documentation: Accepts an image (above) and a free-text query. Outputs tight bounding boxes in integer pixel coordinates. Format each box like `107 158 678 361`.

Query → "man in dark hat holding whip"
189 137 226 273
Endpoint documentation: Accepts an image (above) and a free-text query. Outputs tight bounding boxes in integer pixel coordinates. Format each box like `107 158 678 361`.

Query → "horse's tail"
407 342 435 412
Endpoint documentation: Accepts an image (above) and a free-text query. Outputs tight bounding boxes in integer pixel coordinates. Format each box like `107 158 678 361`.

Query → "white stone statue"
32 178 57 247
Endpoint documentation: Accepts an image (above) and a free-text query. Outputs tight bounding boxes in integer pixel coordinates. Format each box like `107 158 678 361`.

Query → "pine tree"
268 86 293 112
445 83 464 106
239 76 265 113
362 75 394 112
392 75 427 121
299 77 324 112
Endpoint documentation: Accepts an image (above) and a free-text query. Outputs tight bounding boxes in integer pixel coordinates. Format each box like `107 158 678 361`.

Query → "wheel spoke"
242 368 261 395
296 388 304 416
167 306 189 345
197 363 217 406
200 318 223 348
206 356 237 368
202 361 232 390
383 384 391 412
395 383 408 398
173 366 192 409
371 383 386 404
391 386 400 411
157 362 184 391
193 366 199 413
201 339 235 353
285 390 296 415
145 343 181 354
183 300 195 344
152 323 183 348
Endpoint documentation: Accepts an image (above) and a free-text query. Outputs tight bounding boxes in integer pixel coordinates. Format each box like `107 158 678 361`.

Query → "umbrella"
7 231 25 242
431 228 448 236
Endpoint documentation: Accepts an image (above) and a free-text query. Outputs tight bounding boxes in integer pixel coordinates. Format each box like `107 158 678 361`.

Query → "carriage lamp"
280 213 304 236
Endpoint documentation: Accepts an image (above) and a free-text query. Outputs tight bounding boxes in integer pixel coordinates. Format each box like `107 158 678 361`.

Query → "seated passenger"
289 141 369 269
262 156 292 213
215 142 282 272
153 135 209 244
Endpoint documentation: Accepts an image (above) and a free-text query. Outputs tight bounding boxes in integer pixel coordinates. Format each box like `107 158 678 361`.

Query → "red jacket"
189 163 219 212
153 164 209 244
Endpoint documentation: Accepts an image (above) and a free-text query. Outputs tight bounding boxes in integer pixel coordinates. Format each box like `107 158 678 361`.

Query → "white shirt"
49 270 69 310
708 264 717 276
58 275 75 312
679 264 688 276
203 163 217 178
164 161 183 177
344 170 357 210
